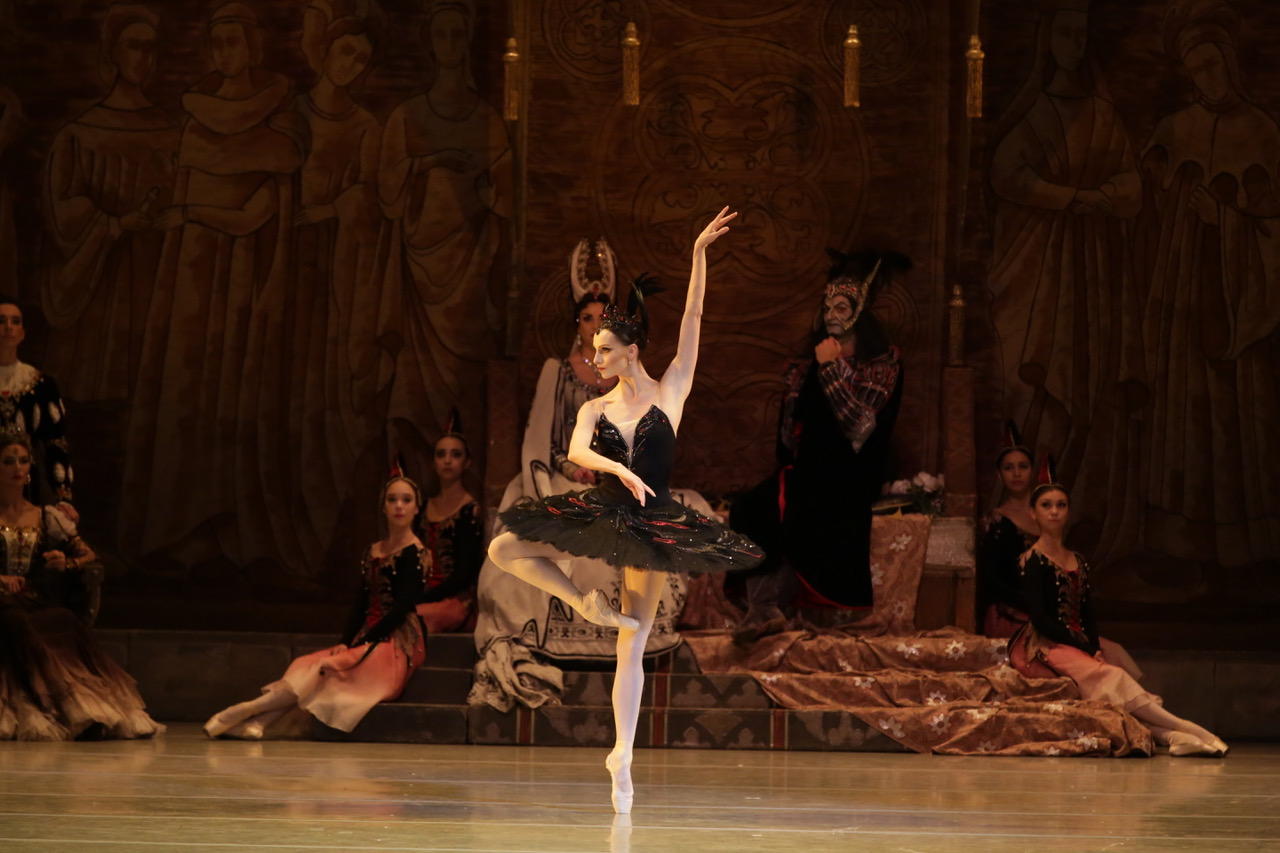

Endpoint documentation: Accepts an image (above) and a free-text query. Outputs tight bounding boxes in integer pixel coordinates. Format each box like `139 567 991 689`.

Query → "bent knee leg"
487 531 521 566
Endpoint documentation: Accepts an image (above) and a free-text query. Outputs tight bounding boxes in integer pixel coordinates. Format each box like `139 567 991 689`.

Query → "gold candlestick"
966 34 984 119
502 37 520 121
622 22 640 106
843 25 861 108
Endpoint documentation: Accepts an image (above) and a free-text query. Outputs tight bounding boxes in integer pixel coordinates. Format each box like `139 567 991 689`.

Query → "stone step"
316 702 907 752
398 665 770 710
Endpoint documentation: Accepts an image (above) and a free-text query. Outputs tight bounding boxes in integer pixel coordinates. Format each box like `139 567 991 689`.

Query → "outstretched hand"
694 205 738 252
617 468 656 507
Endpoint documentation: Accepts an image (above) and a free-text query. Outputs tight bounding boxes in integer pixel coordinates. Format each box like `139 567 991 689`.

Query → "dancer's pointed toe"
580 589 640 631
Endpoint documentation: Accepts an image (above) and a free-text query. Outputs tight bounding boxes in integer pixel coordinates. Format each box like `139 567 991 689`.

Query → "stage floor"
0 724 1276 852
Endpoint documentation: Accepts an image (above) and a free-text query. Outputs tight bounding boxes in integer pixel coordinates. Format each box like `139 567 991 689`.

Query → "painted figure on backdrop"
0 435 162 740
291 3 386 574
488 209 761 813
471 242 688 712
1137 1 1280 577
977 422 1038 637
122 3 307 574
987 0 1144 555
42 4 179 404
0 84 19 299
204 471 430 739
0 300 76 509
416 416 483 633
378 0 513 474
729 250 908 638
1009 473 1227 757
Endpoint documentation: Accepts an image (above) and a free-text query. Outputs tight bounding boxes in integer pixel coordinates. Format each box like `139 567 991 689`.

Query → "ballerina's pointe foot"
605 748 634 814
202 704 253 738
578 588 640 631
1167 731 1225 757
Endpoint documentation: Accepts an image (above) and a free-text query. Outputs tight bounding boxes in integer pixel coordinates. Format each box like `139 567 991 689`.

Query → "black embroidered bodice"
1019 549 1100 655
591 405 675 506
978 514 1038 614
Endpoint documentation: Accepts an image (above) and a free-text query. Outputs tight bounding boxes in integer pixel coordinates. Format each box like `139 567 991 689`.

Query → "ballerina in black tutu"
489 206 761 812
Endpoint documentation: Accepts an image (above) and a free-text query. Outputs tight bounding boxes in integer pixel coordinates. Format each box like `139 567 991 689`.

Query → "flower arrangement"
881 471 945 516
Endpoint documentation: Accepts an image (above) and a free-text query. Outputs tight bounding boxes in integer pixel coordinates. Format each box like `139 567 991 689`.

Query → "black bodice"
591 405 675 507
499 402 762 574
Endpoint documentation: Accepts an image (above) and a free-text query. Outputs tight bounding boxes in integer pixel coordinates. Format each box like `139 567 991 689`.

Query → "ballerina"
488 207 762 812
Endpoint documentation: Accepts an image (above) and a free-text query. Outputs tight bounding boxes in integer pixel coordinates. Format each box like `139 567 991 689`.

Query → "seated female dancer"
977 423 1038 637
0 435 162 740
489 207 763 812
417 426 483 632
204 474 429 738
1011 480 1227 756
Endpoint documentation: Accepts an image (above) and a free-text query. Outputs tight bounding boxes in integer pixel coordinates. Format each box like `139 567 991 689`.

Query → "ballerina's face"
383 479 419 528
433 436 469 484
1031 488 1070 533
0 303 25 352
999 450 1033 496
577 301 607 351
0 443 31 489
592 329 635 379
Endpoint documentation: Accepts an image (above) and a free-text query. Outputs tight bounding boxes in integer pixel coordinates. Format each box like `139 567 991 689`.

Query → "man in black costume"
730 250 908 639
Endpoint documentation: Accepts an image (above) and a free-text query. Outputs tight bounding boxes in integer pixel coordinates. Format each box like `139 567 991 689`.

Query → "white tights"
606 567 667 814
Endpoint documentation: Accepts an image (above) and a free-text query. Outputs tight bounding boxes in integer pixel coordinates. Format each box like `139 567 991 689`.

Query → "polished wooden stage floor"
1 724 1275 852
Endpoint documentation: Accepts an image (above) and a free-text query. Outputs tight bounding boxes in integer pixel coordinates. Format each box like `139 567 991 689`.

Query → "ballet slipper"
224 719 265 740
1209 736 1229 756
579 589 640 631
203 708 248 738
606 748 634 814
1167 731 1222 757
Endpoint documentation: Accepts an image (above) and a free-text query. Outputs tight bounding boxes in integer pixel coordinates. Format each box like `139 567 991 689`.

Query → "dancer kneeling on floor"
1010 476 1227 757
488 207 763 813
204 472 429 739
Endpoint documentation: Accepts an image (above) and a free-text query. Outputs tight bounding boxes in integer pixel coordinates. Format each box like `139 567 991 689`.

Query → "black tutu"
500 405 762 574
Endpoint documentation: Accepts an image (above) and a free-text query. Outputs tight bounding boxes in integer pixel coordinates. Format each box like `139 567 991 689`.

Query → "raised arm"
659 206 737 421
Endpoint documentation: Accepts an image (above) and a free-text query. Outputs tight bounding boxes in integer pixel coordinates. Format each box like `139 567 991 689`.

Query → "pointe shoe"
1209 736 1229 756
1167 731 1222 757
606 750 634 815
203 712 238 739
226 720 265 740
579 589 640 631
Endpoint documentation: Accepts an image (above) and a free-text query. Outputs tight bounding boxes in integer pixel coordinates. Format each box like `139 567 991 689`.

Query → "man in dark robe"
730 250 908 639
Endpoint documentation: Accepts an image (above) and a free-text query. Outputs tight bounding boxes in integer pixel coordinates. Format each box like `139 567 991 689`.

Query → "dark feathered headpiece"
600 273 662 350
996 420 1034 466
824 249 912 325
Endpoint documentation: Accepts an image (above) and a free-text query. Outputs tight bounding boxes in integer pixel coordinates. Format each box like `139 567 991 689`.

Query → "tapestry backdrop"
0 0 1274 627
968 0 1280 611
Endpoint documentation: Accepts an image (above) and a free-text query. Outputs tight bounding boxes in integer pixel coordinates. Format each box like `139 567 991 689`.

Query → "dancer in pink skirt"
204 473 429 738
1009 476 1227 757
